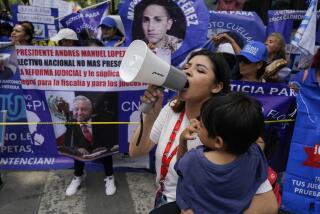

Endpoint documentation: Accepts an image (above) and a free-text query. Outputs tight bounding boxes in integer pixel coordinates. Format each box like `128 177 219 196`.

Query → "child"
175 92 268 214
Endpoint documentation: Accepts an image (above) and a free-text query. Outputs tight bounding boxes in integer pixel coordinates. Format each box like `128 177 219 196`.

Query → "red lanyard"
159 110 185 190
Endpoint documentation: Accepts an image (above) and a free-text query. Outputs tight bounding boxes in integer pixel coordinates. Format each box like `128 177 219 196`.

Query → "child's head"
199 92 264 155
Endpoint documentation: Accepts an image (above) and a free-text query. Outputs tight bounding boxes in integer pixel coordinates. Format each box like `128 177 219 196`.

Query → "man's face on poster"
73 100 92 122
142 4 173 46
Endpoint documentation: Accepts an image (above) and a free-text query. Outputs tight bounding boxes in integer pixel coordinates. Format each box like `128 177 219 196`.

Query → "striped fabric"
291 0 318 55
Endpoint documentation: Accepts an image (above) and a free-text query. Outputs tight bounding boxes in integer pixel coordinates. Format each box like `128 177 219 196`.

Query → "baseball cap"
50 28 78 42
99 17 117 28
216 42 235 55
238 41 267 63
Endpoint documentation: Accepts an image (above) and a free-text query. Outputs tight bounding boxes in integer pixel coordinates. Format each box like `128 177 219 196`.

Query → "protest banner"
32 0 74 18
0 45 296 171
11 4 59 39
282 85 320 214
60 2 109 38
119 0 210 66
208 10 266 43
268 10 320 72
231 80 296 172
15 46 143 91
0 45 148 169
267 10 320 44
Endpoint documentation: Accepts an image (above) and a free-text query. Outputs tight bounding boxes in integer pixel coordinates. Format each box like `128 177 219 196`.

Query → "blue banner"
208 11 266 43
119 0 209 66
267 10 320 44
231 81 296 172
0 46 297 171
267 10 320 72
11 5 59 40
282 85 320 214
0 46 149 170
60 2 108 38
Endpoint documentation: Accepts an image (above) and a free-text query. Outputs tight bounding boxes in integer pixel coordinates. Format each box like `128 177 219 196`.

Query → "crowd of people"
1 1 320 213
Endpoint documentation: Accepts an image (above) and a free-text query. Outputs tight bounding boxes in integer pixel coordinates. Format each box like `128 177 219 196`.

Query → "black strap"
136 112 144 146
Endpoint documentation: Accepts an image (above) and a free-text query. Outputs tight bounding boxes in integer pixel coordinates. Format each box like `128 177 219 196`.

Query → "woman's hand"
140 85 164 118
212 32 233 44
129 85 163 157
212 32 241 54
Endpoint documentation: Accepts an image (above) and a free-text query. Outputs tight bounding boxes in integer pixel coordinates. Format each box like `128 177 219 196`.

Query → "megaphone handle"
139 87 164 113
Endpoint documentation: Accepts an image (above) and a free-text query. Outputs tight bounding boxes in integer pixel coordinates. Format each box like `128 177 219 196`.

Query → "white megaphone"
119 40 188 113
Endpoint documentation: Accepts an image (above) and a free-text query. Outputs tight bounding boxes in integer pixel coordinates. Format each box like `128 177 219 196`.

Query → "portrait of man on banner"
55 92 119 161
132 0 186 61
119 0 209 65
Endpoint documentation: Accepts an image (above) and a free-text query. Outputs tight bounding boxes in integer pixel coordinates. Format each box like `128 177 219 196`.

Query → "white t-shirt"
150 103 272 202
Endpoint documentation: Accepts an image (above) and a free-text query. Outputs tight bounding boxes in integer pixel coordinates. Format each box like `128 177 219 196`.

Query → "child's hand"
180 118 200 142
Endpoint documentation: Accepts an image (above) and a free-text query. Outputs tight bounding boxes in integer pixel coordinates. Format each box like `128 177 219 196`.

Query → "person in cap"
99 16 125 47
234 41 268 82
50 28 79 46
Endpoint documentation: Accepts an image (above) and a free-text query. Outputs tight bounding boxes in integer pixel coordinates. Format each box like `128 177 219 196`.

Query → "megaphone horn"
119 40 188 113
119 40 187 91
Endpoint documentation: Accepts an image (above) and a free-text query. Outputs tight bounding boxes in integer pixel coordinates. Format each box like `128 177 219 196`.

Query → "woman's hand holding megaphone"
140 85 164 117
129 85 164 153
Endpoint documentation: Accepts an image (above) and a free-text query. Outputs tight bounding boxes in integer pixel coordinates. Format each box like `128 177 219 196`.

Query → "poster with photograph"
119 0 210 65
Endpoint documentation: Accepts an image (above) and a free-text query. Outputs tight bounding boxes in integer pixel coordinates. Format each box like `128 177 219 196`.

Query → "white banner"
16 46 147 91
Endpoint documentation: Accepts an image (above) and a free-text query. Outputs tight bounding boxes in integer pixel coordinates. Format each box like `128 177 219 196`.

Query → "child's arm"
177 119 200 160
244 190 278 214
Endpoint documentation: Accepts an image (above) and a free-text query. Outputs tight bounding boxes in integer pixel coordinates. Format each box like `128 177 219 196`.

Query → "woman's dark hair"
84 38 104 47
200 92 264 155
171 49 231 112
132 0 186 42
19 21 34 44
114 27 124 38
233 56 266 80
257 62 267 79
0 22 13 36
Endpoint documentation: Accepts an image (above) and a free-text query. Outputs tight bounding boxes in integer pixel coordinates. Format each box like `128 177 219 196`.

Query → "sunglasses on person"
238 57 255 64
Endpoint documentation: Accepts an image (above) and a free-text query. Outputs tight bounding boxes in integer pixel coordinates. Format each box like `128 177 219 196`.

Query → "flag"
291 0 318 56
60 2 108 38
